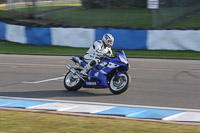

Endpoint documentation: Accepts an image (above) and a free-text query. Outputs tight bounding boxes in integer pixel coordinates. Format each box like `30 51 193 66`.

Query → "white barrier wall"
51 28 95 48
147 30 200 51
5 24 27 44
1 21 200 51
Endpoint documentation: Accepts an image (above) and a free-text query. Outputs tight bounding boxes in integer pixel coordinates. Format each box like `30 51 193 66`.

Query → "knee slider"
89 60 96 67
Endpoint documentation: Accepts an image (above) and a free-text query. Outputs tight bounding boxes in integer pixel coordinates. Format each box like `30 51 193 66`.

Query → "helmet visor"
107 40 113 47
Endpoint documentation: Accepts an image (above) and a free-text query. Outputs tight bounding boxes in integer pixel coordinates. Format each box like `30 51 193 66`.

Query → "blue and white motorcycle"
64 50 131 94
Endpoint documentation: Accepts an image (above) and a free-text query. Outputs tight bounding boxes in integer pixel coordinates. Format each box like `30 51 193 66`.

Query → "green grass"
43 8 152 28
1 110 200 133
0 41 87 56
12 2 81 14
0 6 23 20
0 4 200 28
36 5 81 14
1 40 200 59
0 1 81 19
168 12 200 28
155 7 200 27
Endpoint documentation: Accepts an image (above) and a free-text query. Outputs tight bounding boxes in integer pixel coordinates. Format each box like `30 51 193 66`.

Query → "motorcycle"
64 50 131 94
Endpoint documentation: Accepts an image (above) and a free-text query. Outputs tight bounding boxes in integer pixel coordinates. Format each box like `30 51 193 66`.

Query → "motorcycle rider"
80 33 114 76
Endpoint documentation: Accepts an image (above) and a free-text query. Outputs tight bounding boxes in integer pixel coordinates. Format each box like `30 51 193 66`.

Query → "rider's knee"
90 60 96 67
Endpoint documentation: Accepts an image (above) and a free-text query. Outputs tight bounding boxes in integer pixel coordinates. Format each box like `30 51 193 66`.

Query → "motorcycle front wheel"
64 71 83 91
109 73 131 94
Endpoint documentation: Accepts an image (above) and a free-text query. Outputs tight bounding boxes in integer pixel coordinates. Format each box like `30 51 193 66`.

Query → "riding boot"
80 64 92 76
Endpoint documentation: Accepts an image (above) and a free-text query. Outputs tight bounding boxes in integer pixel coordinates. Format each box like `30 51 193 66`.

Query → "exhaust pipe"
65 64 85 81
66 64 76 73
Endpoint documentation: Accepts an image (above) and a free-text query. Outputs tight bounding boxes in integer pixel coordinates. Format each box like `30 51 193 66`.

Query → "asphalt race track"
0 54 200 110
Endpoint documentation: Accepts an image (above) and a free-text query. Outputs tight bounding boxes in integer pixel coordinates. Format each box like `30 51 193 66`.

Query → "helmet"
102 33 114 48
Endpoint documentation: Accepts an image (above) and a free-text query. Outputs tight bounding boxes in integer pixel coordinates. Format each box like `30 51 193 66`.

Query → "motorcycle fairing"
82 50 130 88
82 66 109 87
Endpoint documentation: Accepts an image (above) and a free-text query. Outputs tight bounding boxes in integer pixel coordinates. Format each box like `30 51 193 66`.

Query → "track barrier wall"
0 21 200 51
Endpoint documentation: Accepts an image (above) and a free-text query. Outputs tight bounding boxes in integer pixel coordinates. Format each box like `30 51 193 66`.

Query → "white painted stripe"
5 24 27 44
51 27 95 48
1 96 200 112
25 103 51 109
60 104 116 113
24 101 115 114
22 76 64 84
57 105 80 111
163 112 200 122
163 112 186 120
27 103 80 111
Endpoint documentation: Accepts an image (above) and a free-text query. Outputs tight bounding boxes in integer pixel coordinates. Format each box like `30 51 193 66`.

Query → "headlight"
119 56 128 64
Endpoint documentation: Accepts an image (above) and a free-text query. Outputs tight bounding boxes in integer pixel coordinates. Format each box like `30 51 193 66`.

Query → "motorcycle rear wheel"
64 71 83 91
109 73 131 94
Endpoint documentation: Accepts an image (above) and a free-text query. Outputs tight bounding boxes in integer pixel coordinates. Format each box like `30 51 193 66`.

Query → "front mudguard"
116 71 127 76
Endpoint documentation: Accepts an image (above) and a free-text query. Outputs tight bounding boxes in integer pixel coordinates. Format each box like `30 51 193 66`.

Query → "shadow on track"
0 90 113 98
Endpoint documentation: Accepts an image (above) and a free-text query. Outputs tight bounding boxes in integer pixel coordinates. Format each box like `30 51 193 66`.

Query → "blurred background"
1 0 200 28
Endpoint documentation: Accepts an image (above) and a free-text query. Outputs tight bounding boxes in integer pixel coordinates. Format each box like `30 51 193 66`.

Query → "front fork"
113 69 127 81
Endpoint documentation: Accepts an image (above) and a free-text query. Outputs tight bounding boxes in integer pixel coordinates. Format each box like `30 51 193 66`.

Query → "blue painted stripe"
126 108 184 120
95 28 147 49
95 106 184 119
0 98 52 108
94 107 146 116
0 22 6 40
0 98 188 120
26 27 51 45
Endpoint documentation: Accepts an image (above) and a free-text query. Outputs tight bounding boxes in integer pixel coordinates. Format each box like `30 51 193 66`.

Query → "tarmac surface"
0 54 200 110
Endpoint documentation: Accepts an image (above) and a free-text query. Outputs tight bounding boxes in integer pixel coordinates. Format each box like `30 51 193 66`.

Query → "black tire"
64 71 83 91
109 72 131 94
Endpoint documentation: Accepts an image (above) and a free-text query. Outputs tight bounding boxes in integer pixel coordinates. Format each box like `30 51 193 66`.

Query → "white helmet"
102 33 114 48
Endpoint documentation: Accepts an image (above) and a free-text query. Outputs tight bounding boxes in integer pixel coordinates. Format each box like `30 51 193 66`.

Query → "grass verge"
1 4 200 28
0 40 200 59
0 6 23 20
43 8 152 28
0 110 200 133
168 12 200 28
